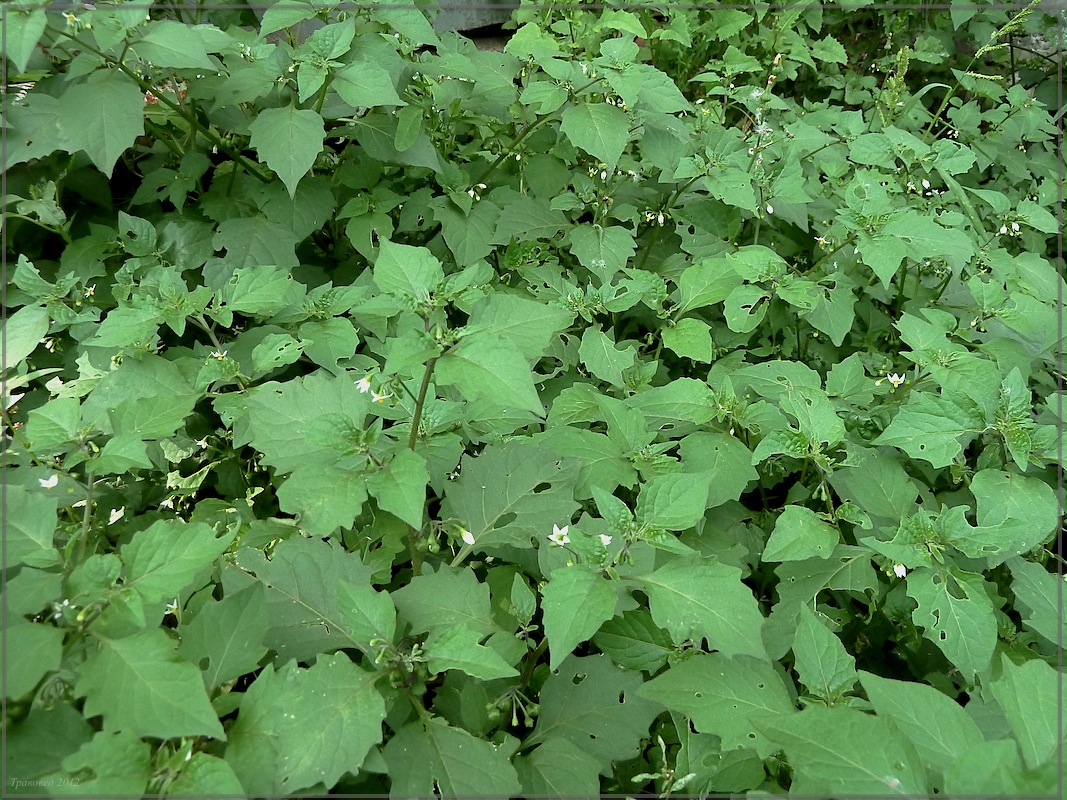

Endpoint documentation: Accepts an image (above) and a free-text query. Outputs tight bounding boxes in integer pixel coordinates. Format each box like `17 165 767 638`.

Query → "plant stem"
75 471 96 565
518 637 549 689
407 357 437 451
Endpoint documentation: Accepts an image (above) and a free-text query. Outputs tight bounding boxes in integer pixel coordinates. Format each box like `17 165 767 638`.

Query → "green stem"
4 214 73 243
313 75 332 115
43 25 272 184
75 471 96 565
518 637 549 690
407 357 437 451
190 314 246 391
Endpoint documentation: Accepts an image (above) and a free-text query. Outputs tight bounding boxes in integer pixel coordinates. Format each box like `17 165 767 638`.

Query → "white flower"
893 564 907 578
371 390 392 404
355 375 372 393
548 524 570 547
1011 221 1020 232
815 235 830 246
39 474 59 489
886 373 906 389
160 497 175 509
196 437 209 450
109 507 125 525
766 204 774 215
211 350 227 360
599 534 612 546
461 529 475 546
921 179 930 190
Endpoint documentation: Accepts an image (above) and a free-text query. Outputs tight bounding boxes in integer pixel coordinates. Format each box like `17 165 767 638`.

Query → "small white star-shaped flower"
599 534 612 546
461 529 476 546
886 373 906 389
39 474 59 489
371 390 392 404
109 507 125 525
893 564 907 578
211 350 227 360
355 375 372 393
548 524 570 547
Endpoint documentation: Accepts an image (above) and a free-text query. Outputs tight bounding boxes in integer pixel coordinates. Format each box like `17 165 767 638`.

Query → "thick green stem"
407 357 437 452
75 471 96 565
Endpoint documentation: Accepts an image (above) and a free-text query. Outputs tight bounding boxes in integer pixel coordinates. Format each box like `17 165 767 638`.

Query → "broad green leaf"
58 70 144 177
579 326 635 388
167 753 245 797
675 255 744 314
829 450 922 522
763 505 839 562
989 655 1061 770
5 484 59 569
489 191 569 244
108 393 196 440
383 717 521 799
792 605 857 700
251 332 303 375
213 216 300 268
437 336 544 416
756 706 927 794
636 558 767 659
662 317 714 361
5 623 63 699
515 737 601 799
2 304 49 373
424 623 519 680
1007 557 1066 647
298 317 359 373
373 238 444 300
248 105 325 198
560 103 630 170
2 5 46 73
392 565 498 640
943 739 1057 794
333 59 405 108
569 224 636 283
45 731 152 796
636 472 713 531
873 392 985 468
75 629 225 740
527 654 660 769
639 652 795 757
677 432 758 509
592 609 673 673
858 670 984 780
465 293 574 361
277 464 368 536
229 537 373 664
431 194 502 267
178 584 270 691
5 703 92 788
542 566 617 670
219 265 305 317
337 580 397 646
723 284 770 333
366 448 429 527
225 655 385 794
121 519 234 605
132 21 219 69
626 378 717 429
534 426 636 498
907 567 996 680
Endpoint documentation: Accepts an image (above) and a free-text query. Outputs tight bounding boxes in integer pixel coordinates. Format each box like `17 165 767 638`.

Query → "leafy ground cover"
2 0 1064 796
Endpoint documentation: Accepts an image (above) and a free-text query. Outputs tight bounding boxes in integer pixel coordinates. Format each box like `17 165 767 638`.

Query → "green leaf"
276 465 368 537
560 103 630 170
424 623 519 680
337 580 397 646
225 654 385 794
489 191 569 244
58 70 144 177
229 537 373 664
662 317 714 362
465 293 574 361
333 59 405 108
178 584 270 691
219 265 305 317
627 378 718 429
392 565 499 640
372 238 444 300
366 448 429 527
639 652 795 757
132 21 219 69
1 304 49 373
990 655 1061 770
121 519 234 605
542 566 617 670
675 255 744 314
858 670 984 781
5 623 63 699
515 737 602 798
591 609 673 673
248 105 324 198
108 393 196 440
437 336 545 416
907 567 996 680
213 216 300 268
5 484 59 569
168 754 245 797
45 731 152 796
383 717 521 799
636 472 713 531
792 605 857 700
2 5 46 73
251 332 303 375
441 442 579 552
677 432 758 509
873 392 985 468
578 326 635 388
527 654 660 769
1007 557 1066 647
763 505 839 562
755 706 928 794
636 558 767 659
74 628 225 740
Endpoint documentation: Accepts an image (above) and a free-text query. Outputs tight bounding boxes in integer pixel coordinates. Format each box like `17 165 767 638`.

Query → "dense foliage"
3 0 1064 795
